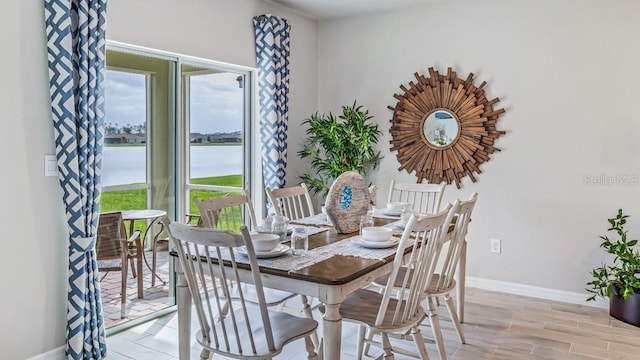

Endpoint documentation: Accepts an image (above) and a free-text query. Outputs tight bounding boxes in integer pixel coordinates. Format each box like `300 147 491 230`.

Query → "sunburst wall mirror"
388 67 506 188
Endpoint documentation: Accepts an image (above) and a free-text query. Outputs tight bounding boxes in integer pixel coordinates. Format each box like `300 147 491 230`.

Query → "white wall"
2 1 317 358
317 0 640 296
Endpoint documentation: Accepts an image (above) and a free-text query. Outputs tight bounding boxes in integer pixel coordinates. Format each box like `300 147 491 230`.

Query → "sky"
105 70 244 134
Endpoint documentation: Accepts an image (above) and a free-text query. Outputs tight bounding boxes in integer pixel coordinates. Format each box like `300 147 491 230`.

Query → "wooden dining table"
171 215 466 360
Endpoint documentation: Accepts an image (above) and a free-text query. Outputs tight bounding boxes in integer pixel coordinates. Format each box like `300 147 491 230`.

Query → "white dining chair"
194 190 319 346
194 189 258 232
162 218 319 360
326 204 455 360
266 183 315 220
371 193 477 360
388 180 446 214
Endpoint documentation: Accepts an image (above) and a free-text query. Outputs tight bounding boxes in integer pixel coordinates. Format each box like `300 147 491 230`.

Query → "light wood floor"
107 287 640 360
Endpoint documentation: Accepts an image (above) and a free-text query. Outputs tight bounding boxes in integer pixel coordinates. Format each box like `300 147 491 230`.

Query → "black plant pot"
609 287 640 327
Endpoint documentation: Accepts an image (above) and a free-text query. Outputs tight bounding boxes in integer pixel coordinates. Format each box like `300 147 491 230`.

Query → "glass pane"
185 68 244 188
102 49 176 329
103 70 147 188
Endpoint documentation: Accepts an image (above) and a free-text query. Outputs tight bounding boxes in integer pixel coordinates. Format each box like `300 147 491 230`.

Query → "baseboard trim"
26 346 65 360
466 276 609 309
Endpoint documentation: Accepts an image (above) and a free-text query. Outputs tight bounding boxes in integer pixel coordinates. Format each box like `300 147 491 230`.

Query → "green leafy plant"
586 209 640 301
298 102 382 197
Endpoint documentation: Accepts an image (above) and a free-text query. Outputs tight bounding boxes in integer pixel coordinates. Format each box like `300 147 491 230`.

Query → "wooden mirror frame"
389 67 506 188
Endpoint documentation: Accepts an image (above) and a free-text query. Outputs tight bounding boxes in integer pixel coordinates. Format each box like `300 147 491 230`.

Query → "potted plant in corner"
586 209 640 327
298 101 382 198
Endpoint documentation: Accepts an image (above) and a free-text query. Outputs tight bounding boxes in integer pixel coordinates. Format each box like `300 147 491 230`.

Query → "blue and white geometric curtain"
253 14 291 191
44 1 107 359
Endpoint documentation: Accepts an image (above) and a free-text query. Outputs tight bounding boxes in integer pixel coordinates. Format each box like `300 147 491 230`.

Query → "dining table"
171 213 465 360
122 209 167 290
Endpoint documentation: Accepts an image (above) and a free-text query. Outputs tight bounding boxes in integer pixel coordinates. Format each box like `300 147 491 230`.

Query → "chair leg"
301 295 319 348
411 326 431 360
426 297 447 360
356 325 366 360
199 348 210 360
317 337 324 360
381 333 395 360
304 335 319 360
129 257 137 278
151 239 157 286
218 299 231 321
444 294 465 344
363 328 376 356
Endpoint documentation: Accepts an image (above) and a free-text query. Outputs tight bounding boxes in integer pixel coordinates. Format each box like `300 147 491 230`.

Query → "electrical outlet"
490 238 501 254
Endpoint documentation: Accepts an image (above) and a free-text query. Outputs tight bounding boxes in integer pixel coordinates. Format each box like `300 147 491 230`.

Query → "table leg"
151 221 167 286
456 240 467 323
322 303 342 360
136 218 166 287
125 219 145 299
136 237 144 299
176 259 192 360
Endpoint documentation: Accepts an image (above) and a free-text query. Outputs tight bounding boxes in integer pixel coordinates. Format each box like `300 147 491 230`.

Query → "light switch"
45 155 58 177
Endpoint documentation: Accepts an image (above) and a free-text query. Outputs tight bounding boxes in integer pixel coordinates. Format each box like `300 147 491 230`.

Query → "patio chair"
96 211 141 318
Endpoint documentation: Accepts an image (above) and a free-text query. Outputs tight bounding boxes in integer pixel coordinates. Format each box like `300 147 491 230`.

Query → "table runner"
289 213 333 227
384 220 405 233
295 225 329 236
187 234 410 274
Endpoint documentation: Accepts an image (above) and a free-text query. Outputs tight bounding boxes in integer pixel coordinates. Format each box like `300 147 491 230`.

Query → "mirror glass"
423 110 459 147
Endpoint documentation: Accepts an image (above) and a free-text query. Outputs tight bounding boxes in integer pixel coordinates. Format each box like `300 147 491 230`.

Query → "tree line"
105 122 145 135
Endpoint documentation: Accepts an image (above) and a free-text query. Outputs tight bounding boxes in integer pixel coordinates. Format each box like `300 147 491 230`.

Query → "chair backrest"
266 183 314 220
96 212 126 261
194 190 258 231
432 192 478 292
387 180 445 214
376 203 457 327
161 216 277 355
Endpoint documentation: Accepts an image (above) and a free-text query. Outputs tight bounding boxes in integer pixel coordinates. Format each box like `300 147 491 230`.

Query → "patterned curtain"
253 14 291 192
44 1 107 359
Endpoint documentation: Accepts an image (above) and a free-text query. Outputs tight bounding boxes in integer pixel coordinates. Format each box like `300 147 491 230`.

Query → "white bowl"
361 227 393 242
250 233 281 252
387 202 409 212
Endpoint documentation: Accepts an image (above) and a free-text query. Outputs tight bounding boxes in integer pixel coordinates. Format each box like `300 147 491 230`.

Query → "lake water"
102 145 243 186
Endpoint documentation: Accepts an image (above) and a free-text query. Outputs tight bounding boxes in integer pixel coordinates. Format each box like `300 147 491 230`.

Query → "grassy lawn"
101 174 243 229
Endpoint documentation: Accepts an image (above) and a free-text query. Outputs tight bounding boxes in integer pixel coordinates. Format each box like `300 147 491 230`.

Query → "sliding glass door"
101 43 253 329
181 63 251 220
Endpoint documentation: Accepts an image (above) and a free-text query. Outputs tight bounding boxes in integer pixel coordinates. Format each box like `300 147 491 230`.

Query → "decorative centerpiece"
324 171 371 233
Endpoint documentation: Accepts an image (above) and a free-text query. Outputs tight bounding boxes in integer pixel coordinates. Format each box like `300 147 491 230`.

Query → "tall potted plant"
586 209 640 327
298 102 382 197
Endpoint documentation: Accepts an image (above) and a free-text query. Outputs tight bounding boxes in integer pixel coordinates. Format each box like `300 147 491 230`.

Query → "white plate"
236 244 290 258
255 225 294 234
352 236 400 249
379 209 402 217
